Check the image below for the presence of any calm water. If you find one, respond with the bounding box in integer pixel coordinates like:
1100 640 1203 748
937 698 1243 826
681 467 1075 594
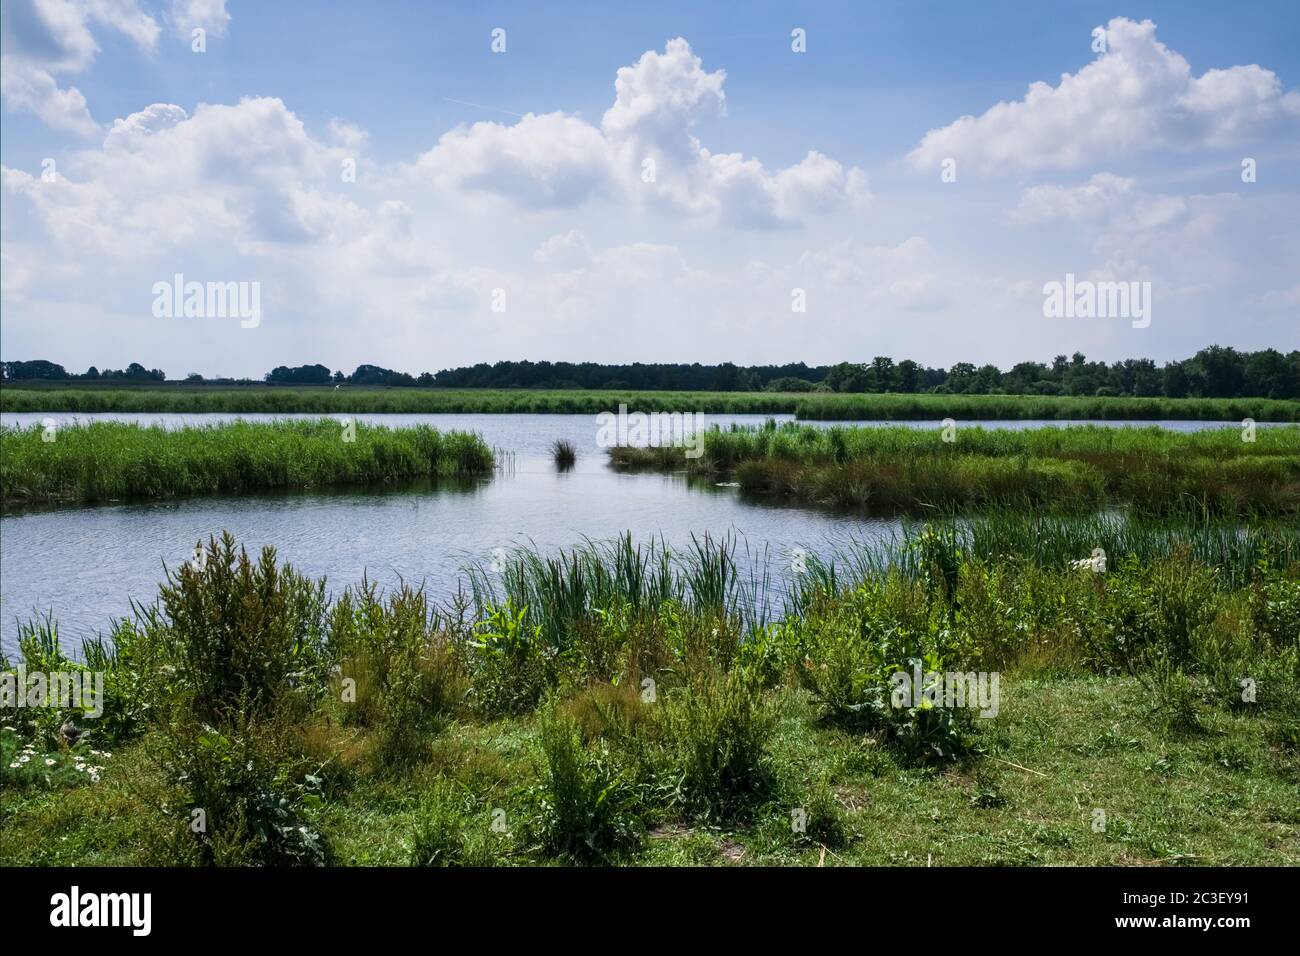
0 412 1274 654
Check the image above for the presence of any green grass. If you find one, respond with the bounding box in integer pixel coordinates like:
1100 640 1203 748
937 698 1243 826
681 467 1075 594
2 523 1297 866
4 382 1296 420
795 392 1300 422
0 419 494 507
4 676 1297 867
611 422 1300 516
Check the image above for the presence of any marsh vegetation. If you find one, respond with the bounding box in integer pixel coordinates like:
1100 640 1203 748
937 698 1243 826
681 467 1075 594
3 517 1297 866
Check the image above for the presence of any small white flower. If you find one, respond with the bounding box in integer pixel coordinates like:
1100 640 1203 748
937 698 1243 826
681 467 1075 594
44 758 56 766
7 761 18 768
18 754 30 763
89 772 100 783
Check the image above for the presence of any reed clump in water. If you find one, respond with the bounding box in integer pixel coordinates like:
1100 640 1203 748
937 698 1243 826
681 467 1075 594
0 419 494 507
610 422 1300 516
550 439 577 470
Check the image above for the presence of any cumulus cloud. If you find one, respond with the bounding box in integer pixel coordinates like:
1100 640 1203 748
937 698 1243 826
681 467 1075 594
533 230 592 270
168 0 229 38
909 17 1300 176
1008 172 1244 302
4 97 365 255
0 0 160 135
416 38 868 227
417 111 614 209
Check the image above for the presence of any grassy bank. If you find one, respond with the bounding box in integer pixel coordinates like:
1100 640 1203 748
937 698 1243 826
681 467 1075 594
4 383 1297 421
2 521 1297 866
0 419 494 508
611 422 1300 517
795 392 1300 422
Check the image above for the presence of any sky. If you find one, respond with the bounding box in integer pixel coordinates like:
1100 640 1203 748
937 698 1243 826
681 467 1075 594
1 0 1298 379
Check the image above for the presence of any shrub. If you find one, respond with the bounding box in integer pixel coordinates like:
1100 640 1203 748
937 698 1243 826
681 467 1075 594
526 707 642 861
154 532 328 724
326 582 468 769
467 602 551 716
163 721 330 866
657 670 776 820
789 590 972 761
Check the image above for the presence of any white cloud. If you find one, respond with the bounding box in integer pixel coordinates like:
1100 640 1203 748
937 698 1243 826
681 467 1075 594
0 0 160 136
533 230 592 270
909 17 1300 176
417 111 614 209
168 0 229 38
1252 281 1300 311
415 38 868 227
4 97 365 256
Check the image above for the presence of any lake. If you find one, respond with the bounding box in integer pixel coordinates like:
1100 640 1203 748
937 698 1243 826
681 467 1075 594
0 412 1273 654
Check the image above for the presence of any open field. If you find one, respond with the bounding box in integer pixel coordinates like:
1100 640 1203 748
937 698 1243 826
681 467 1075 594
611 422 1300 516
0 420 494 508
3 383 1297 421
2 521 1297 866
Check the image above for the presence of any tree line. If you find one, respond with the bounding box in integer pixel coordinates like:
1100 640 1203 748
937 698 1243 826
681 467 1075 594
4 347 1299 399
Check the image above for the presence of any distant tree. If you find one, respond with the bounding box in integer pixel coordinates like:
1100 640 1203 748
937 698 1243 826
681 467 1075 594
896 359 921 393
1243 348 1293 399
1188 346 1245 397
764 376 817 392
867 356 897 391
1162 361 1190 398
1003 361 1046 393
825 362 868 392
946 362 977 393
348 364 417 386
711 362 742 391
974 363 1003 393
2 359 68 380
266 364 331 385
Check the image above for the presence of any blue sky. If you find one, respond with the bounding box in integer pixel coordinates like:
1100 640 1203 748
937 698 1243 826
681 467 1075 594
2 1 1298 377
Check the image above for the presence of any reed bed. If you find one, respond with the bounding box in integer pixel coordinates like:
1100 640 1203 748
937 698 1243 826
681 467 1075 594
611 422 1300 516
0 419 494 507
4 384 1295 420
794 392 1300 422
468 515 1300 631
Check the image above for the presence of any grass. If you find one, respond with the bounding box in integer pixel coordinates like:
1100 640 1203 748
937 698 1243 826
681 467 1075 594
2 520 1297 867
794 392 1300 422
4 382 1297 421
610 421 1300 517
0 419 494 508
550 439 577 470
